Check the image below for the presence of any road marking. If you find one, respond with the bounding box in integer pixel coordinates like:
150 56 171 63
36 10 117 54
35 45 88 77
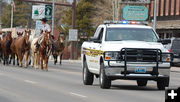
24 80 37 84
49 68 81 76
70 92 87 98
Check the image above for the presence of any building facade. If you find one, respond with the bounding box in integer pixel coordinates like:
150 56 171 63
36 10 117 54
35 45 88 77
112 0 180 39
148 0 180 38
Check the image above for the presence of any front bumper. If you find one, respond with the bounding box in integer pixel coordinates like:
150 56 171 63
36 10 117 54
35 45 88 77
104 61 170 80
104 48 172 80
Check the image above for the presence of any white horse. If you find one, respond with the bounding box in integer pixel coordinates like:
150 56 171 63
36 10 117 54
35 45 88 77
28 31 41 69
30 37 40 69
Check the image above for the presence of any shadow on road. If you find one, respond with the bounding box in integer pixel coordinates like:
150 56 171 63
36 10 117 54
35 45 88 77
110 85 160 91
91 84 161 91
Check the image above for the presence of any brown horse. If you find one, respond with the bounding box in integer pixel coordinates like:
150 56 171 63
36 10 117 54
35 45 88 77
52 35 65 65
39 31 52 71
10 32 24 65
1 31 12 65
14 30 30 67
17 32 23 37
0 37 3 63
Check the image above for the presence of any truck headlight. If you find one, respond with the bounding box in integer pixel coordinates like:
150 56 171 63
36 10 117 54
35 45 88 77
162 54 171 62
104 52 119 60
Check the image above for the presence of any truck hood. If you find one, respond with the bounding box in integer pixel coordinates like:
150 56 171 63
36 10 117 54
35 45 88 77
102 41 168 52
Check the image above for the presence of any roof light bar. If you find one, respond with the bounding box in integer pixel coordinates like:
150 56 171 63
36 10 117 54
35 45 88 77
104 20 148 25
122 20 128 24
131 21 136 24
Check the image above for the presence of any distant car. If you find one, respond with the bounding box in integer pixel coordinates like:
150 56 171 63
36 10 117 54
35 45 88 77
164 38 180 65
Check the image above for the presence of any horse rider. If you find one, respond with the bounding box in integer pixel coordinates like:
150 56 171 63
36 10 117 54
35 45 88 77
35 18 54 49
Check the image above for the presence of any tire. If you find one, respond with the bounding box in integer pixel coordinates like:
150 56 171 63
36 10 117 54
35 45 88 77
157 77 169 90
99 63 111 89
137 80 148 86
83 60 94 85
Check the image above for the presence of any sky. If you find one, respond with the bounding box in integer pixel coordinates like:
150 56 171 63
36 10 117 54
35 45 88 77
67 0 73 3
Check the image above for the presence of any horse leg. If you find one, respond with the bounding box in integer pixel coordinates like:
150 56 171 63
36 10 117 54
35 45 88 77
40 55 43 70
16 55 19 66
0 53 1 63
24 52 29 68
33 53 36 69
3 54 5 65
9 55 12 64
18 53 23 67
41 59 43 70
34 51 39 69
60 53 63 65
28 52 31 66
12 54 15 65
5 55 8 65
37 53 40 68
34 53 38 69
28 51 32 66
53 54 57 65
45 57 48 71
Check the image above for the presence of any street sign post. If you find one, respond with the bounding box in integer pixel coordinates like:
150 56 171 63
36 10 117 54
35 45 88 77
123 6 148 21
69 29 78 41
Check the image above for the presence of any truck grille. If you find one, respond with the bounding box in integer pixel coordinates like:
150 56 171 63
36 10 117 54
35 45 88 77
120 49 161 62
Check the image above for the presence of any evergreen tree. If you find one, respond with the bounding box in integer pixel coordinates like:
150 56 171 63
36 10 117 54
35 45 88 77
1 1 32 28
61 0 95 43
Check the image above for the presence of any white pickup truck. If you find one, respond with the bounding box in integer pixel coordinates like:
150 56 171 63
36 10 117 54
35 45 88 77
81 21 172 90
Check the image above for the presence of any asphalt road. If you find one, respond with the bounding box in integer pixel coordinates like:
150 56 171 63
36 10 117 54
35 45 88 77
0 61 180 102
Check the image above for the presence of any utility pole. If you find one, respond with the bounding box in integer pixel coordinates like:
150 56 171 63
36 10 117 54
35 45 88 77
153 0 157 31
112 0 120 21
71 0 76 59
11 0 14 31
112 0 115 21
52 0 55 35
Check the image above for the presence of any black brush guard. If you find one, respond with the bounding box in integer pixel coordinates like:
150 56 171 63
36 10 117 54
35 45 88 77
105 48 173 78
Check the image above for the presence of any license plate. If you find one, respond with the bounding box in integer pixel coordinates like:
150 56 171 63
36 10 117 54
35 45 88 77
135 67 146 73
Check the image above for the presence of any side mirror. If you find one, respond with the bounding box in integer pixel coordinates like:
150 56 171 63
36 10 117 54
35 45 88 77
90 37 101 43
158 39 171 45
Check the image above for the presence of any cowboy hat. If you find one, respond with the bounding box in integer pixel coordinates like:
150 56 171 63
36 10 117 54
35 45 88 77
41 18 48 22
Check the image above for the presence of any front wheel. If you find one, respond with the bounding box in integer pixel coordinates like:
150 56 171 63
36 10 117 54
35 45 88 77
157 77 169 90
99 63 111 89
137 79 148 86
83 60 94 85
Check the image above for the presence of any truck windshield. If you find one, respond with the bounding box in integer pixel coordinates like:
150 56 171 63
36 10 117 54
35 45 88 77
106 28 158 42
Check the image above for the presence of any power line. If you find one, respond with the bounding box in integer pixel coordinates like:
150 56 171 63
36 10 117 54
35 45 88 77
17 0 72 7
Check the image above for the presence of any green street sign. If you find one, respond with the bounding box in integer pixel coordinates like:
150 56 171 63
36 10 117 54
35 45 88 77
123 6 148 21
45 5 52 20
32 5 52 20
